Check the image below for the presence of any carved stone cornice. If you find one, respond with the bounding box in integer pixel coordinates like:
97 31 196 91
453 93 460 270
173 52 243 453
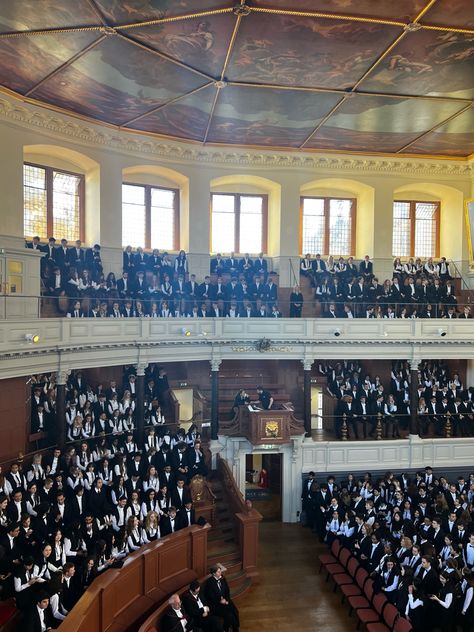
0 95 472 178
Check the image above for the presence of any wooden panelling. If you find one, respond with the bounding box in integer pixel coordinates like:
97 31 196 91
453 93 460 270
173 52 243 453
57 525 209 632
0 376 28 463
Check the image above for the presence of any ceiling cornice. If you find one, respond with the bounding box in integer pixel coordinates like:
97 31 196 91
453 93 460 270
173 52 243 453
0 93 472 178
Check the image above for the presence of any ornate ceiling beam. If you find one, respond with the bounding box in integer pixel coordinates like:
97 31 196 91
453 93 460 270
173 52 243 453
120 82 213 127
24 34 107 97
115 31 215 81
84 0 109 27
202 84 221 144
228 80 473 105
298 96 347 149
115 8 235 32
396 103 474 153
352 30 407 91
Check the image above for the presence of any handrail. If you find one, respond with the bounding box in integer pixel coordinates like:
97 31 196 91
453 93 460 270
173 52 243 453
216 455 262 576
449 258 471 293
289 257 298 287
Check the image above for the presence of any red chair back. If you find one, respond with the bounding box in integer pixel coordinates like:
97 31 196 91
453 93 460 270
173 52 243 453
355 567 369 589
373 593 388 615
363 578 375 602
331 539 342 558
338 548 351 569
383 604 399 629
394 618 413 632
347 557 359 578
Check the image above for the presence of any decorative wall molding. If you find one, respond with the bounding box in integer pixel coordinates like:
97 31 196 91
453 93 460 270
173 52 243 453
0 95 472 177
0 317 474 379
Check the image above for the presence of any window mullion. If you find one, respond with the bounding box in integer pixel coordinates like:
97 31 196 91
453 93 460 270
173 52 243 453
324 198 330 256
410 201 416 257
145 186 151 250
46 167 54 238
235 194 240 254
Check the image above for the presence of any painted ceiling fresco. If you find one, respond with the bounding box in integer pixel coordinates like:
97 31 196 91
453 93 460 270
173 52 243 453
0 0 472 157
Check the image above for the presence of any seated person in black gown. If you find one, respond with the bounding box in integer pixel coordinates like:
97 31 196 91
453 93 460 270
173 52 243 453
204 565 239 632
231 390 250 417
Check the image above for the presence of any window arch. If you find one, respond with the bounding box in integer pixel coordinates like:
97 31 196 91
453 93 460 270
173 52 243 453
23 145 98 242
122 165 188 251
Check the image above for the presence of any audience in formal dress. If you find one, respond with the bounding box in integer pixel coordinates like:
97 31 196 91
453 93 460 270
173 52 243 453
309 466 474 631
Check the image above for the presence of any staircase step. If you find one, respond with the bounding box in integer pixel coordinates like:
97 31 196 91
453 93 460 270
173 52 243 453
207 546 240 564
230 577 253 600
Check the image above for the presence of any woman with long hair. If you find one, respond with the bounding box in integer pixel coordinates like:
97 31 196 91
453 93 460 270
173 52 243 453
142 511 161 543
126 515 143 551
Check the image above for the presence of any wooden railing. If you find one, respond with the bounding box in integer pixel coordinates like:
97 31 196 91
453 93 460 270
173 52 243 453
217 455 262 577
57 524 210 632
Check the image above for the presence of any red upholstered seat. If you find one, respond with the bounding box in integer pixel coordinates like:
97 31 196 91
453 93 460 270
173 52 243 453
318 539 342 572
356 593 388 628
394 617 413 632
367 603 399 632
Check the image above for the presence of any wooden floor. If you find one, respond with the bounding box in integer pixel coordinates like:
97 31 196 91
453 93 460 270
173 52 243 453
237 523 356 631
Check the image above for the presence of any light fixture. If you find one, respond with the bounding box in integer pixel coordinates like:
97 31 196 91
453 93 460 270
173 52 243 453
181 327 191 337
438 328 447 337
25 333 40 344
333 328 341 337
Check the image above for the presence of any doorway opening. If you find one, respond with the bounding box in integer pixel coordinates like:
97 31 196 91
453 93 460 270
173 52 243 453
245 453 282 521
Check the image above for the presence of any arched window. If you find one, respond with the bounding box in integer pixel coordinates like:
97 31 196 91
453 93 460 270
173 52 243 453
300 196 356 256
122 183 179 250
210 193 268 253
23 163 84 241
392 200 440 258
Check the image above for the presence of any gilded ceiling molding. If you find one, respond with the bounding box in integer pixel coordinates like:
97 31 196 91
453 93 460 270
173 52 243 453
0 95 472 178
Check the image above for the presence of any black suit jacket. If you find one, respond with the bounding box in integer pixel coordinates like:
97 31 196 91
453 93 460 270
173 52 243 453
161 604 192 632
24 605 55 632
204 575 232 608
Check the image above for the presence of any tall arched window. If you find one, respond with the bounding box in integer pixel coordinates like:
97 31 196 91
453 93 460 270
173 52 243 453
122 183 179 250
300 196 356 255
392 200 440 258
210 193 268 253
23 163 84 241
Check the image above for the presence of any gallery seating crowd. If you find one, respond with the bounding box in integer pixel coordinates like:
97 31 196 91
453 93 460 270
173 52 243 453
320 359 474 440
27 237 467 319
28 237 283 318
301 252 469 319
303 467 474 631
0 367 208 628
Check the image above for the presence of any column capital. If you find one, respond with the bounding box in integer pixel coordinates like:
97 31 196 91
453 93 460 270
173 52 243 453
56 369 70 385
210 359 221 372
136 363 147 377
407 358 421 372
301 358 313 372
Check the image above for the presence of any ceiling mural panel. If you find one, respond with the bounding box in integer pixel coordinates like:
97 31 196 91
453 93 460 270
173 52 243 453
305 95 468 152
0 0 100 32
252 0 426 22
0 32 100 94
360 30 474 99
0 1 472 156
226 15 401 89
32 36 208 125
127 13 236 78
128 84 216 141
206 86 342 147
403 107 474 156
92 0 232 25
420 0 474 29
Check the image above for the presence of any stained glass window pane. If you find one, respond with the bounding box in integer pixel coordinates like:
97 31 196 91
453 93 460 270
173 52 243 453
392 201 411 257
122 184 146 248
329 199 352 255
415 202 438 258
24 165 47 238
52 171 82 241
302 198 325 255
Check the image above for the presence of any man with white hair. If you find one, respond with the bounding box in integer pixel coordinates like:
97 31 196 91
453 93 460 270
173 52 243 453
161 593 195 631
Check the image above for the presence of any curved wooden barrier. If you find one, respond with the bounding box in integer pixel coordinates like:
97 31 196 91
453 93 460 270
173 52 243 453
57 524 210 632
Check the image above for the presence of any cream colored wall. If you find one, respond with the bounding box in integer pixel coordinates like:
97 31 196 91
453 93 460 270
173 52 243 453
0 115 472 286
